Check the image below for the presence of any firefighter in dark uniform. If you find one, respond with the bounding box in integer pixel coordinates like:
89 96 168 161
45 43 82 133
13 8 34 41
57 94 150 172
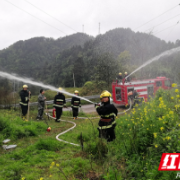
53 87 66 122
19 84 31 119
124 72 130 82
117 72 123 83
95 91 118 142
133 90 139 105
71 90 81 119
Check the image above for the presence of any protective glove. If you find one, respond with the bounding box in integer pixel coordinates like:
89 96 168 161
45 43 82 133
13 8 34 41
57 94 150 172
94 103 100 108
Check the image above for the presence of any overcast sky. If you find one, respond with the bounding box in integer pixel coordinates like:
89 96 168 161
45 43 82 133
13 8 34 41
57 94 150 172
0 0 180 50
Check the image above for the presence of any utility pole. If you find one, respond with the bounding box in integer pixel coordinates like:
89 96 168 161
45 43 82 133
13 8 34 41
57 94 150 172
12 80 15 98
99 22 100 34
82 24 84 33
73 73 75 87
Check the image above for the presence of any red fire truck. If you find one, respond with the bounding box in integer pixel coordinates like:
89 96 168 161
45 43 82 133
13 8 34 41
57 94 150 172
112 77 172 106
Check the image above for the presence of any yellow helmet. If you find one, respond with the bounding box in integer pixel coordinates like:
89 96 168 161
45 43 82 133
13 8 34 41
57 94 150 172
23 85 28 88
100 90 108 98
74 90 79 94
100 91 112 98
58 87 63 91
125 72 128 75
119 72 122 75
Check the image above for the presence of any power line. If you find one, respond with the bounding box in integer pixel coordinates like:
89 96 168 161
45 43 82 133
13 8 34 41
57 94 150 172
24 0 78 33
153 20 179 35
144 13 180 33
165 24 178 40
4 0 66 35
135 4 180 30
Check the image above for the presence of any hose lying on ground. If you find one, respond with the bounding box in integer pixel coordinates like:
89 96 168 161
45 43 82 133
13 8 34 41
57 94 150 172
46 113 80 146
45 100 132 146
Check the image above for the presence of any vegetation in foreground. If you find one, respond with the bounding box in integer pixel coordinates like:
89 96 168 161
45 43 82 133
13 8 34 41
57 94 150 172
1 87 180 179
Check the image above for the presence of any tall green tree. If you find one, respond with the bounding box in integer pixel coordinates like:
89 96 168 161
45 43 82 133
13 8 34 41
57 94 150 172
93 53 118 90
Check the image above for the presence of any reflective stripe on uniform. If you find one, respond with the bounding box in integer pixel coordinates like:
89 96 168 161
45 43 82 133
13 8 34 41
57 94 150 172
72 106 79 108
19 102 28 106
98 119 116 130
56 99 64 101
98 124 112 129
101 113 116 118
54 104 63 108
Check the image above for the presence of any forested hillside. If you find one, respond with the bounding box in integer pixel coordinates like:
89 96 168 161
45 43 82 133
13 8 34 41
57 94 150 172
0 28 180 88
0 33 93 79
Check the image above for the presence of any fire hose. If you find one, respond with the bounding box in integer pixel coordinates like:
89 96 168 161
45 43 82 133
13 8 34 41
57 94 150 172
45 99 132 147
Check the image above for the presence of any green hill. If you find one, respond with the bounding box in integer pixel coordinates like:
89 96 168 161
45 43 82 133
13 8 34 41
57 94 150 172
0 28 179 88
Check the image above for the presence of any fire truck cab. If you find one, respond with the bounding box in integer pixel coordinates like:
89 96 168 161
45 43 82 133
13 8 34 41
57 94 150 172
112 77 171 106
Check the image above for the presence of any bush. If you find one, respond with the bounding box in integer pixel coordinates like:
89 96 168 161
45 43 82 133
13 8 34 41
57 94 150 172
35 138 64 151
84 139 108 159
81 81 102 96
0 112 47 140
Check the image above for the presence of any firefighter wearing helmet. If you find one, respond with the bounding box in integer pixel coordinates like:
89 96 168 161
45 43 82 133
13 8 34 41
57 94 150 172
19 84 31 119
71 90 81 119
117 72 123 83
53 87 66 122
100 90 113 104
95 91 118 142
124 72 130 82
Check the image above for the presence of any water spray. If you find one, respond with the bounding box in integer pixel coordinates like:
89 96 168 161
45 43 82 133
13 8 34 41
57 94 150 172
126 46 180 79
0 71 94 104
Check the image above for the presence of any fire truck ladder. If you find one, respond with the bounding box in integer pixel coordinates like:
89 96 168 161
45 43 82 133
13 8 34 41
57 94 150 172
121 86 127 104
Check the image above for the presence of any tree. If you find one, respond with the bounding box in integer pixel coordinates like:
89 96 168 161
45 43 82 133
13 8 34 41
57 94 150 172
73 56 85 87
117 50 131 71
93 53 118 90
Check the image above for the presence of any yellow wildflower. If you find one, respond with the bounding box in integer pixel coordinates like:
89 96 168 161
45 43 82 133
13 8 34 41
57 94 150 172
51 162 55 166
171 97 174 100
49 175 52 177
169 111 174 115
160 127 164 131
153 133 157 138
40 178 43 180
166 136 171 140
175 89 179 93
155 144 158 148
177 95 180 98
172 83 177 87
56 164 59 167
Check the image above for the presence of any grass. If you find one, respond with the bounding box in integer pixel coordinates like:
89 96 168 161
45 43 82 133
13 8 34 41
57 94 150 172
0 108 101 180
1 86 180 179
